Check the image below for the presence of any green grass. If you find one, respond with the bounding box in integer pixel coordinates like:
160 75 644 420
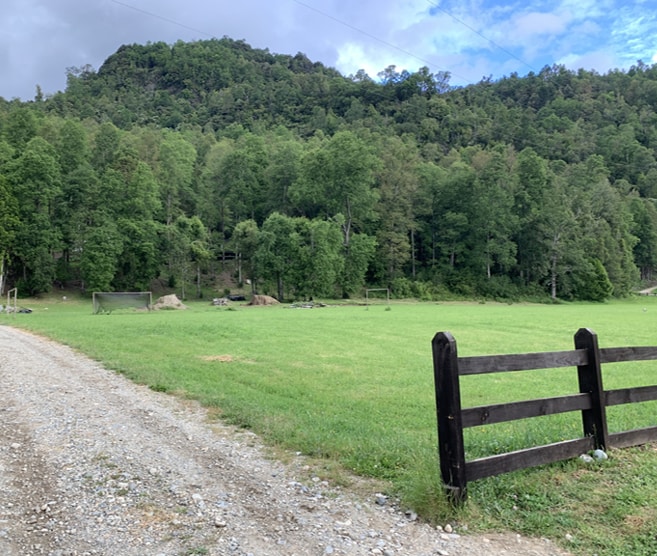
4 295 657 554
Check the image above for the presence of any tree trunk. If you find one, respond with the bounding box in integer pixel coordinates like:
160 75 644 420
486 234 492 279
343 196 353 249
0 254 5 296
551 254 558 300
277 274 284 302
550 232 561 301
410 230 416 279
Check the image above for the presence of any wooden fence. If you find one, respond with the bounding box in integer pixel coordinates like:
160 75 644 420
432 328 657 504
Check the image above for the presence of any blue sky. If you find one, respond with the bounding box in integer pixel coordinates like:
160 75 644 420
1 0 656 100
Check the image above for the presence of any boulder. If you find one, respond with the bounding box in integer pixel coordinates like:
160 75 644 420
247 295 279 306
153 294 187 310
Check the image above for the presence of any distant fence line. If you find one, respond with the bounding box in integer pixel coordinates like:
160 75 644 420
432 328 657 504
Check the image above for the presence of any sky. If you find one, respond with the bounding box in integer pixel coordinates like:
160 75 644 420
2 0 657 101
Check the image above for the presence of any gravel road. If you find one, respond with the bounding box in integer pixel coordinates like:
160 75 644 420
0 325 571 556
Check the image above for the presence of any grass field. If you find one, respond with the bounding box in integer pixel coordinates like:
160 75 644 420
3 294 657 554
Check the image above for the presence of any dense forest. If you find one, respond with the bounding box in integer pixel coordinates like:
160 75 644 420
2 37 657 302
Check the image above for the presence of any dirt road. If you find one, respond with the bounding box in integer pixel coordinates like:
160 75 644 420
0 325 570 555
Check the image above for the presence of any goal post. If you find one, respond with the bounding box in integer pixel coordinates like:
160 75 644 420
365 288 390 307
92 292 152 314
5 287 17 315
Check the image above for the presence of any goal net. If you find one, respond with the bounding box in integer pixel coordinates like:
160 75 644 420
92 292 152 314
3 287 17 315
365 288 390 306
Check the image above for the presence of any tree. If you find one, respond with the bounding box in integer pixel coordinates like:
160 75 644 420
414 161 448 273
220 133 269 224
629 197 657 280
541 181 578 300
565 156 639 297
571 258 613 302
513 148 551 286
199 138 236 241
256 212 298 301
339 230 376 297
4 106 38 151
467 146 518 280
292 130 378 249
293 218 344 298
0 176 19 294
158 130 197 226
264 136 302 215
113 219 160 291
169 215 209 299
232 219 259 291
79 219 124 292
374 136 420 284
58 119 90 175
91 122 121 172
7 137 62 294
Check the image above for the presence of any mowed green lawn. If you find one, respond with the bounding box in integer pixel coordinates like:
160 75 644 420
4 295 657 555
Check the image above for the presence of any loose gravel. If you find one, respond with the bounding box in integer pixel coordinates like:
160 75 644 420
0 325 571 556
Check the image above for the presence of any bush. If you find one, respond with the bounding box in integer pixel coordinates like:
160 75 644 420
391 277 414 298
572 259 613 302
475 275 522 301
391 278 448 301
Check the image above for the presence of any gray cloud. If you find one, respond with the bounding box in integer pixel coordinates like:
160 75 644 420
1 0 351 100
0 0 654 100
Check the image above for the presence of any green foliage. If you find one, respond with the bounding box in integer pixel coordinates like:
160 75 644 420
80 219 124 292
4 39 657 300
340 232 377 296
571 258 613 301
255 212 297 300
168 215 209 299
292 130 379 246
232 218 259 288
5 106 38 151
6 137 62 294
0 175 19 259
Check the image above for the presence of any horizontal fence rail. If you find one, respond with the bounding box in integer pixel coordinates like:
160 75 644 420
432 328 657 504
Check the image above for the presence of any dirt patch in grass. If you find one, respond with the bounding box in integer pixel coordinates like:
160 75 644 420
621 505 657 533
200 354 234 362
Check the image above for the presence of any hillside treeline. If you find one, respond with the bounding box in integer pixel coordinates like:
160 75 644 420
2 37 657 301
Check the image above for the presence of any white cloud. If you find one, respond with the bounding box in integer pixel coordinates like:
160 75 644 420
559 50 618 73
510 12 569 40
335 43 379 78
556 0 611 21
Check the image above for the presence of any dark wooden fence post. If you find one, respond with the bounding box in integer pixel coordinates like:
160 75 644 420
574 328 608 450
432 331 467 503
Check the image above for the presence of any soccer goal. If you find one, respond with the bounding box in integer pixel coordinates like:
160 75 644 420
365 288 390 307
92 292 152 314
4 288 17 315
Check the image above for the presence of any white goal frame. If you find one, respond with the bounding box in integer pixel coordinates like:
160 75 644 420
5 287 17 315
365 288 390 307
92 292 153 314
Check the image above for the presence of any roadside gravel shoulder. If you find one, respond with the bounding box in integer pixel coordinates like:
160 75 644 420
0 325 571 556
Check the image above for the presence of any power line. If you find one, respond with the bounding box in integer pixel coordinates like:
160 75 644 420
109 0 215 38
424 0 536 74
290 0 474 83
110 0 475 84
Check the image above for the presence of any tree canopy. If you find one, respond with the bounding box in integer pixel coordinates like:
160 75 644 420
2 37 657 301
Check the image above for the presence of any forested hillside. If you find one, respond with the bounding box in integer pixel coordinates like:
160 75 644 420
2 37 657 301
